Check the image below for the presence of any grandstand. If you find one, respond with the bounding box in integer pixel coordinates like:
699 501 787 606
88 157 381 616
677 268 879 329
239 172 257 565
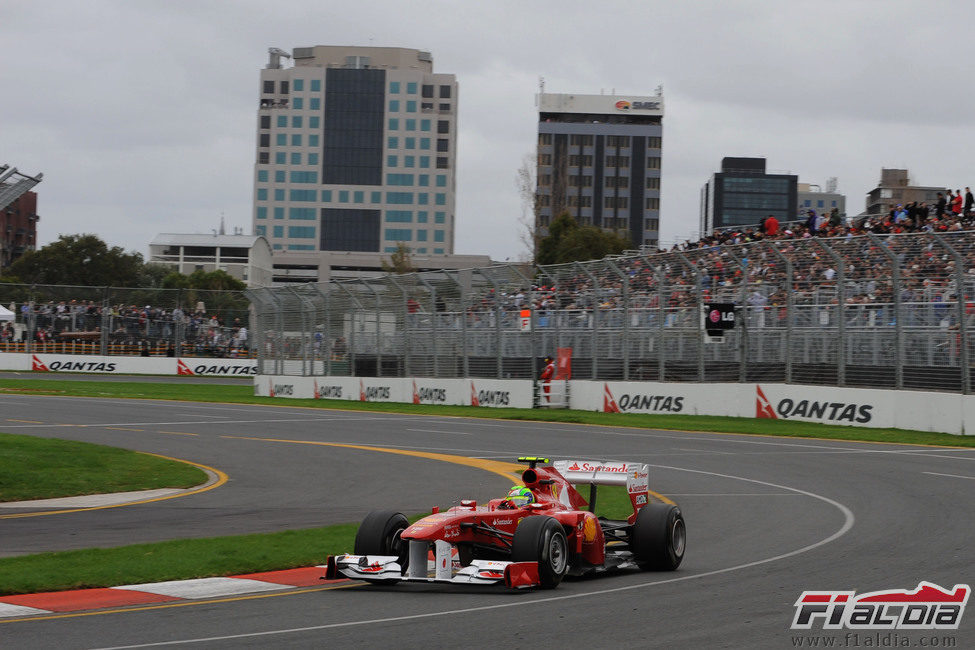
248 230 975 394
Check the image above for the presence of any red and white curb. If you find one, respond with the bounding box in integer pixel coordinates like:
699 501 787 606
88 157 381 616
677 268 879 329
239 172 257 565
0 566 339 618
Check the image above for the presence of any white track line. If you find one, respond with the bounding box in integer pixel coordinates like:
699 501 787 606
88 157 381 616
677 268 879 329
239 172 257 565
92 464 855 649
923 471 975 480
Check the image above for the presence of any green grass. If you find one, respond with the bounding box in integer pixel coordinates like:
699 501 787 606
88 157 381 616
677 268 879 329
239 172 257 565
2 377 973 448
0 487 631 596
0 432 206 502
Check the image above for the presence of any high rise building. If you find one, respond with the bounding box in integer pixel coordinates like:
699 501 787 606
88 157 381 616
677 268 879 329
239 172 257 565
254 46 458 256
536 90 663 249
700 157 797 236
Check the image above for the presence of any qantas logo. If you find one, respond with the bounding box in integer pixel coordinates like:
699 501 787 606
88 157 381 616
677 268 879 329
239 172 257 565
603 384 683 413
177 360 194 376
792 582 969 630
32 355 49 371
756 385 872 423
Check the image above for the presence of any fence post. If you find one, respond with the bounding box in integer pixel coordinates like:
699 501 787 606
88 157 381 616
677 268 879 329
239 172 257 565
675 252 704 382
764 242 794 384
813 239 846 386
604 259 630 380
866 233 903 389
934 234 971 394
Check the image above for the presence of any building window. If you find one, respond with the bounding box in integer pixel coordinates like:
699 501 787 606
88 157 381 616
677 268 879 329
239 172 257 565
568 155 593 167
407 82 417 94
422 84 434 98
568 175 592 187
421 119 431 131
385 228 412 241
606 155 630 167
388 136 399 149
371 191 382 203
389 100 400 112
420 156 430 168
275 152 286 164
292 116 303 128
437 120 449 134
434 193 446 205
405 137 416 149
308 153 319 165
321 190 332 201
420 137 430 149
288 226 316 238
289 171 317 183
310 97 320 111
537 194 551 207
387 173 414 186
389 118 399 130
257 169 268 182
274 189 285 201
290 207 316 220
539 133 553 146
567 195 592 207
645 197 660 210
406 100 417 112
436 139 449 152
390 81 401 94
291 134 302 146
604 196 629 209
256 225 266 235
310 79 321 92
405 119 416 130
274 207 284 219
308 134 319 147
280 81 289 94
274 170 285 182
538 174 551 186
292 97 303 109
386 210 413 222
570 134 594 146
260 115 270 129
339 190 349 202
256 207 267 219
288 244 315 250
439 85 451 98
647 157 661 169
439 103 451 112
647 136 661 148
276 133 286 146
417 229 428 242
258 151 269 164
418 174 429 186
309 116 320 128
417 193 428 205
259 133 270 147
646 177 660 190
354 191 364 203
436 157 448 169
605 176 629 189
263 80 274 94
436 175 447 187
289 189 316 201
435 212 446 223
273 226 283 237
417 211 428 223
645 218 659 230
293 79 304 92
606 135 630 147
291 152 301 165
403 155 415 167
434 229 445 242
387 192 414 204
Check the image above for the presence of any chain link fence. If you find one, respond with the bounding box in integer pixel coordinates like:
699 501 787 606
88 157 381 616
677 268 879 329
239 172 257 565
248 231 975 394
0 285 252 358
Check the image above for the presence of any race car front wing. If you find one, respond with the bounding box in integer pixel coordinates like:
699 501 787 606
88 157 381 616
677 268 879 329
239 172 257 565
325 540 541 589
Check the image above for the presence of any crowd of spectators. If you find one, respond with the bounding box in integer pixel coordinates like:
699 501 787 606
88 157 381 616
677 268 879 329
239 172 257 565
0 301 250 357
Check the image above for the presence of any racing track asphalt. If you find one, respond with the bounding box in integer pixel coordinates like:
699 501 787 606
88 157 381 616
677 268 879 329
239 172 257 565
2 392 974 649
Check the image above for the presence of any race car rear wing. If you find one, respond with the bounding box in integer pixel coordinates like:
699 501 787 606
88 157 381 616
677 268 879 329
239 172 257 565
552 460 650 519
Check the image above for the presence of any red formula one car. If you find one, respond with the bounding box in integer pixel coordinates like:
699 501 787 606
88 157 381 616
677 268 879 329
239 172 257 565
325 457 685 589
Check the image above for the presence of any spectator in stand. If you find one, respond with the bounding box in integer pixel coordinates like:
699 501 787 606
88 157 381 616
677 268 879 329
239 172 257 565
936 192 947 218
805 210 819 235
965 187 974 218
764 214 779 236
952 189 964 216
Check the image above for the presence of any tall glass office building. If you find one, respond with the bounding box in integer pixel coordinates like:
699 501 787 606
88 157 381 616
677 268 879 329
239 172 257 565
254 46 457 255
536 90 663 249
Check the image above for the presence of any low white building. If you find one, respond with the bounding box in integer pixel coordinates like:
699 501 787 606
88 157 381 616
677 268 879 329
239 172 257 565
148 234 274 287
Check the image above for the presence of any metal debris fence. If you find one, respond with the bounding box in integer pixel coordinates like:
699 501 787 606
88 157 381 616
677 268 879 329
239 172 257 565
0 285 252 358
247 231 975 395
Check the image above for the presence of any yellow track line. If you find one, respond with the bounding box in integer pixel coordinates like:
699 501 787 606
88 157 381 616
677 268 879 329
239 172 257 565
0 454 227 519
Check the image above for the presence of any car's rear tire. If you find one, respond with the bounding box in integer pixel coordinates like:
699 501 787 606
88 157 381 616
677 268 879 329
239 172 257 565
631 503 685 571
511 516 568 589
354 510 408 583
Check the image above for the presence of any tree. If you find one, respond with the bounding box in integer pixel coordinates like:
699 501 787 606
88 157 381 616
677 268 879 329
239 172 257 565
515 153 542 262
536 212 631 266
7 234 146 287
381 242 416 274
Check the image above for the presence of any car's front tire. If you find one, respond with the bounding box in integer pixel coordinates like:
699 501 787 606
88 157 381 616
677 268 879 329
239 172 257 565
354 510 408 583
511 516 568 588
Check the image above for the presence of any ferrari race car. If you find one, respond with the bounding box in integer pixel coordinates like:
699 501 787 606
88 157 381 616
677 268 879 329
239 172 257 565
325 456 685 589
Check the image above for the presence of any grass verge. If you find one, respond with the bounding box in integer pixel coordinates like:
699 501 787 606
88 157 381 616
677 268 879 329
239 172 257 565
0 432 206 502
0 487 632 596
1 377 973 447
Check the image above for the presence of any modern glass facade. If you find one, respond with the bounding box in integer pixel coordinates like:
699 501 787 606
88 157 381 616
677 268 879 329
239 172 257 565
254 46 457 253
700 158 798 235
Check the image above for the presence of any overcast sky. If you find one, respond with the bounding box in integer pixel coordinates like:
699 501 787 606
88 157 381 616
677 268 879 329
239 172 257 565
3 0 973 263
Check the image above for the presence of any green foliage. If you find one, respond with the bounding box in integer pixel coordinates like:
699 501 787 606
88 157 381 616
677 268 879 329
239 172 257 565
536 212 631 265
381 242 416 274
7 234 146 287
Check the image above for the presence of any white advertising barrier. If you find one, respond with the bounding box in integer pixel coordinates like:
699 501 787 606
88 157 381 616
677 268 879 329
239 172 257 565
570 380 975 435
0 352 257 377
254 375 534 409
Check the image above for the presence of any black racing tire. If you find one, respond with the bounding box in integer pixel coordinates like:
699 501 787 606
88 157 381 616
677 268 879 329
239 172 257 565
511 516 569 589
631 503 685 571
353 510 409 583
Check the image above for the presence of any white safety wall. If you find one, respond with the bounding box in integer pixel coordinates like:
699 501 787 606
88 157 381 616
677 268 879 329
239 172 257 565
0 353 257 377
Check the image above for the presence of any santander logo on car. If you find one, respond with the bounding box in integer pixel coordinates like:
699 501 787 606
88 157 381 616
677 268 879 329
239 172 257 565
567 461 628 473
